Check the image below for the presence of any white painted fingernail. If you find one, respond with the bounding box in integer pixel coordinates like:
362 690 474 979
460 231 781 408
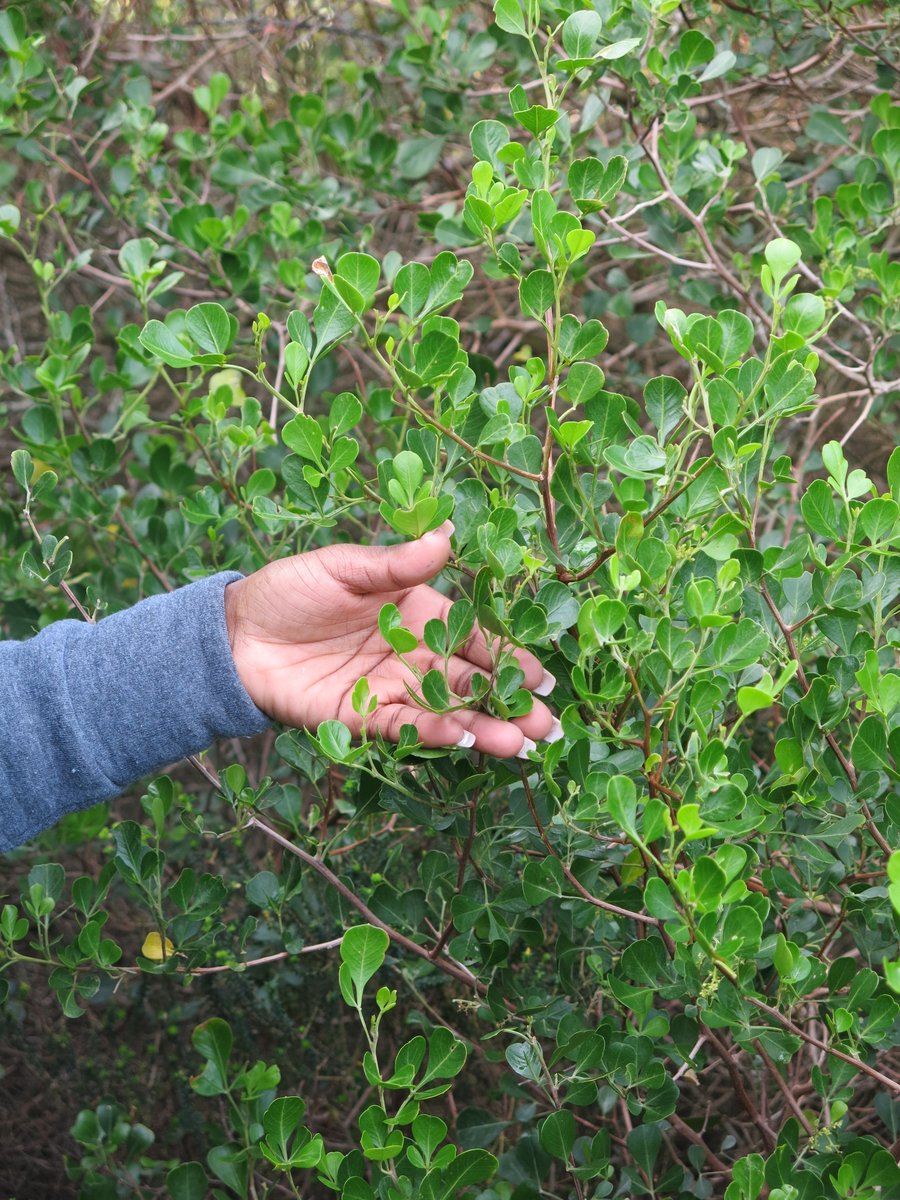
516 737 537 759
534 670 556 696
455 730 476 749
543 718 563 744
426 520 455 539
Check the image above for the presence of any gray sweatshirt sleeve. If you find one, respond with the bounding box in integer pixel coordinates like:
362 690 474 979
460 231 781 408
0 571 271 852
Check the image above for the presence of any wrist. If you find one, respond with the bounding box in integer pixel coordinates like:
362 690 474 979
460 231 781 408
224 578 243 653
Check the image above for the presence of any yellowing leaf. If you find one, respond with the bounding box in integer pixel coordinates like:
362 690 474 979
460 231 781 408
141 931 174 961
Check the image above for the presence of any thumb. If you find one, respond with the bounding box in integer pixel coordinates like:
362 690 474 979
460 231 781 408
324 521 455 595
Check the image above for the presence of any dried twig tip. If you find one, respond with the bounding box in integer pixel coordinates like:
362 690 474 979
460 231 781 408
311 255 333 283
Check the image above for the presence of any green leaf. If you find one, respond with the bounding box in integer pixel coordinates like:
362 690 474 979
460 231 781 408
415 331 459 382
690 857 726 912
329 392 363 436
470 120 511 167
283 341 309 388
395 261 431 318
420 1150 497 1200
579 596 626 642
427 252 474 313
737 684 774 716
567 361 605 406
396 136 445 180
554 419 592 449
0 203 21 236
562 11 601 59
379 602 419 654
329 437 359 473
314 286 356 352
677 29 714 71
730 1153 766 1200
698 49 736 82
596 36 641 60
282 413 324 465
784 292 826 336
817 609 858 653
11 448 32 490
540 1109 576 1159
644 375 685 443
393 449 425 498
522 858 564 904
340 924 389 1007
822 439 847 488
315 720 354 763
644 877 680 920
716 310 754 364
336 252 380 307
263 1096 306 1162
624 435 666 473
421 1027 467 1083
422 669 450 709
509 86 559 135
859 497 899 544
801 478 841 539
447 599 475 652
0 6 24 54
568 156 628 213
752 147 783 181
889 446 900 505
519 269 555 321
505 1041 543 1081
711 620 768 671
627 1124 661 1178
852 716 890 773
607 774 638 838
764 237 802 287
207 1145 248 1198
287 310 313 352
193 71 229 115
192 1018 232 1095
493 0 526 35
139 320 194 369
186 302 233 354
166 1161 207 1200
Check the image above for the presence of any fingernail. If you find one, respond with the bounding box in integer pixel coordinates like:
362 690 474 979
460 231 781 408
516 737 537 759
534 670 556 697
543 718 564 744
455 730 476 749
426 519 455 539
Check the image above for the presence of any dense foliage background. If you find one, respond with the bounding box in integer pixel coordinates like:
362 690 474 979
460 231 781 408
1 1 900 1197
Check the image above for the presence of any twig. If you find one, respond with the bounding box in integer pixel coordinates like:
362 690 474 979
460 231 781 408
246 814 485 992
519 769 660 926
190 941 342 974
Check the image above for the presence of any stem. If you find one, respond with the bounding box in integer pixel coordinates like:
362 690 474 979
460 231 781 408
246 815 485 992
519 768 660 926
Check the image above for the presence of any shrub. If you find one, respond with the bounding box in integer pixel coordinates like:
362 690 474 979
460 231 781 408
2 2 900 1198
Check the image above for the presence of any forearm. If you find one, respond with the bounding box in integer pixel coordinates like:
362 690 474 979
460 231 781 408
0 572 270 852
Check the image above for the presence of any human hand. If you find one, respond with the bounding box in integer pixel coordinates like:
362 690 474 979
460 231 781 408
223 523 559 757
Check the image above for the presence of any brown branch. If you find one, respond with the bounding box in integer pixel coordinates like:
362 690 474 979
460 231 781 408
519 769 660 926
754 1039 816 1136
246 814 485 992
701 1027 778 1153
191 941 342 975
756 574 891 857
431 786 481 959
666 1111 730 1174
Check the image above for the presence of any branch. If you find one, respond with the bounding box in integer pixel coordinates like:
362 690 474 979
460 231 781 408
246 814 485 993
519 769 660 926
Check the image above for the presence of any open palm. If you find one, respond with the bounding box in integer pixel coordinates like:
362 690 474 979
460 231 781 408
224 524 557 757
